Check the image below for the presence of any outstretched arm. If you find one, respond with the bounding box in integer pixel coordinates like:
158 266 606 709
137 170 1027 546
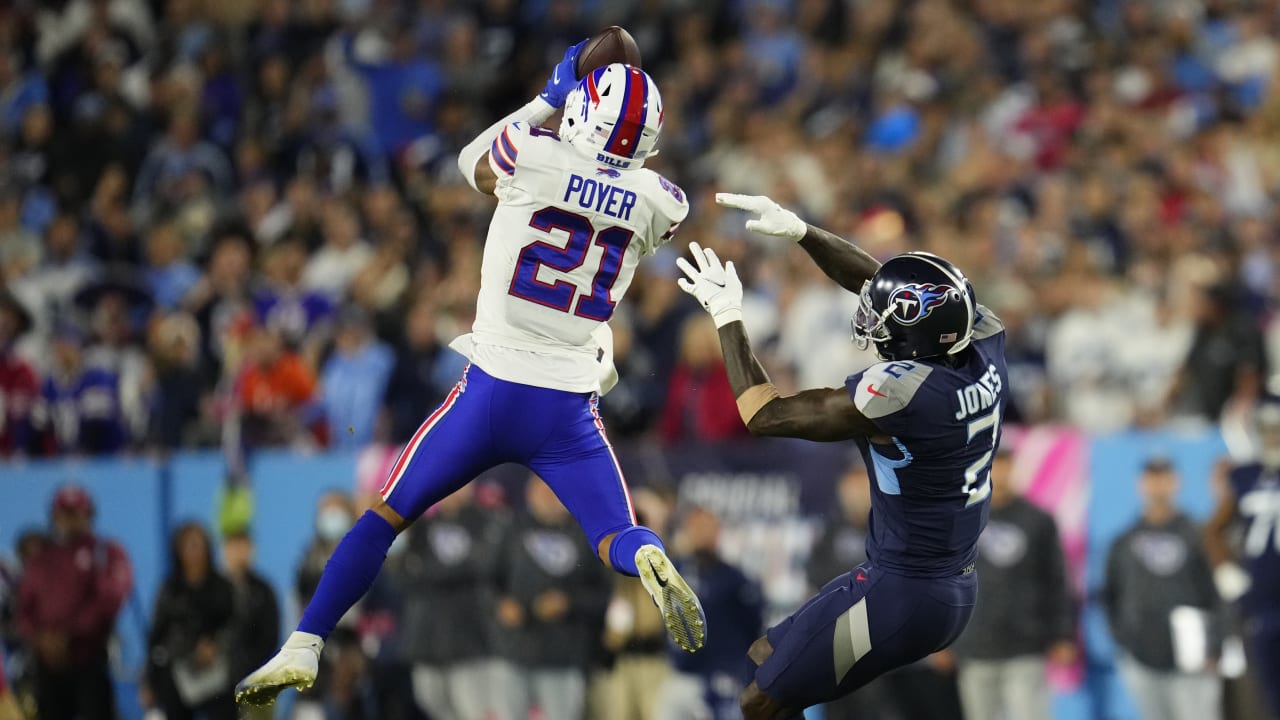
716 193 881 293
797 224 881 293
457 40 585 194
677 243 880 442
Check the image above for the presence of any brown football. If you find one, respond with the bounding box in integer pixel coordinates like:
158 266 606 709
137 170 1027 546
575 26 642 79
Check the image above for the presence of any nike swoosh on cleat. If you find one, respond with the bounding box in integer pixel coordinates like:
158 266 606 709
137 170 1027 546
649 560 668 587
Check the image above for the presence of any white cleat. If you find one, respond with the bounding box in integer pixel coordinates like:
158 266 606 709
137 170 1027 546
636 544 707 653
235 632 324 707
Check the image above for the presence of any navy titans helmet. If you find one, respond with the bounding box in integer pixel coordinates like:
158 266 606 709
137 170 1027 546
853 251 977 361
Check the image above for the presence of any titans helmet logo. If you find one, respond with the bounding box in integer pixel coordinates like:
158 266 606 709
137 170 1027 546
888 283 958 325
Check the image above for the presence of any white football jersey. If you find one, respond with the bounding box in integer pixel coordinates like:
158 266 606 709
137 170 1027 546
450 121 688 393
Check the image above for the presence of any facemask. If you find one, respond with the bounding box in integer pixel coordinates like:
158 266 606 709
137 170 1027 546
316 509 353 542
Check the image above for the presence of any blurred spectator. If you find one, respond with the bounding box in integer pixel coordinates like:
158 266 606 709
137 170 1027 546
13 214 95 335
33 322 129 455
288 87 388 195
145 522 235 720
302 202 373 300
1168 285 1265 424
0 187 39 277
145 312 204 449
1103 458 1223 720
301 630 379 720
600 574 670 720
294 491 361 714
17 485 132 720
0 291 38 456
341 25 443 157
382 298 458 445
131 108 232 224
401 484 504 720
492 476 612 720
0 51 47 139
253 234 335 365
143 221 201 310
183 230 256 384
599 493 675 720
2 530 47 718
659 317 748 444
220 531 279 693
0 647 16 720
320 307 393 449
952 451 1077 720
81 283 151 439
659 506 763 720
297 491 358 611
236 325 320 448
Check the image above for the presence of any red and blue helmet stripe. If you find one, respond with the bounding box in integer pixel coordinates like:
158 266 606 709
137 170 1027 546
596 66 649 160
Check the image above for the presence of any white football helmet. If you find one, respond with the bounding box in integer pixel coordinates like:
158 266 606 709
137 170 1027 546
560 64 663 170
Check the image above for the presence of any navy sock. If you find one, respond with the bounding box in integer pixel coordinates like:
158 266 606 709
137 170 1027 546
297 510 397 639
607 525 664 577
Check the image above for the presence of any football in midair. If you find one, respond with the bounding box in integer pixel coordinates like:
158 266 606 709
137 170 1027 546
575 26 642 79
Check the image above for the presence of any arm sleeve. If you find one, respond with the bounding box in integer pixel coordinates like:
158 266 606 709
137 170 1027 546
456 97 556 191
488 123 524 178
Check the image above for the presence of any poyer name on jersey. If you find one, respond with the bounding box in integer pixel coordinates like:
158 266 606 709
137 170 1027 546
564 173 638 221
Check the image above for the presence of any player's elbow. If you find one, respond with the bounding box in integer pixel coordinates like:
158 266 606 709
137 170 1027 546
744 409 789 438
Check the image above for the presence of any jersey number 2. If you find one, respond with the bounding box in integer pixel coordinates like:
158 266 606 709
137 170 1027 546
962 407 1001 506
509 207 633 321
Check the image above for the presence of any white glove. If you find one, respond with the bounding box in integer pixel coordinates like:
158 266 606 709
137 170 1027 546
715 193 806 241
676 242 743 328
1214 562 1252 602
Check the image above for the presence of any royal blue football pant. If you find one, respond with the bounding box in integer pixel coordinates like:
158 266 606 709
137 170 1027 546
378 364 636 548
755 561 977 711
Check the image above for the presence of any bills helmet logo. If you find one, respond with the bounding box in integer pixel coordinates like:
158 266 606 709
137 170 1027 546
596 167 621 178
888 283 958 326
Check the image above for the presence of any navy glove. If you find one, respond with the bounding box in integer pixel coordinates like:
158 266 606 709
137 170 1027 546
539 39 587 109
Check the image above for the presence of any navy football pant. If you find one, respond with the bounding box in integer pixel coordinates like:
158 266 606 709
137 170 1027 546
755 562 977 710
379 364 636 547
1247 612 1280 719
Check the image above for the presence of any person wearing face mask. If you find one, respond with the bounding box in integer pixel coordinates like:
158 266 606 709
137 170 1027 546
17 485 132 720
294 491 361 712
299 492 359 613
1206 396 1280 720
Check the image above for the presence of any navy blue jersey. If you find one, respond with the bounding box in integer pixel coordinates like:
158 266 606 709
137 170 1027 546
844 306 1008 577
1228 463 1280 616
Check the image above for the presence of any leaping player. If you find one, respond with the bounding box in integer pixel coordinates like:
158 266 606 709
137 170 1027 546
236 41 704 707
678 194 1008 719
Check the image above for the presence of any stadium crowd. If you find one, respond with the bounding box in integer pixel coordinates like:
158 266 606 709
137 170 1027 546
2 0 1280 719
0 0 1278 459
